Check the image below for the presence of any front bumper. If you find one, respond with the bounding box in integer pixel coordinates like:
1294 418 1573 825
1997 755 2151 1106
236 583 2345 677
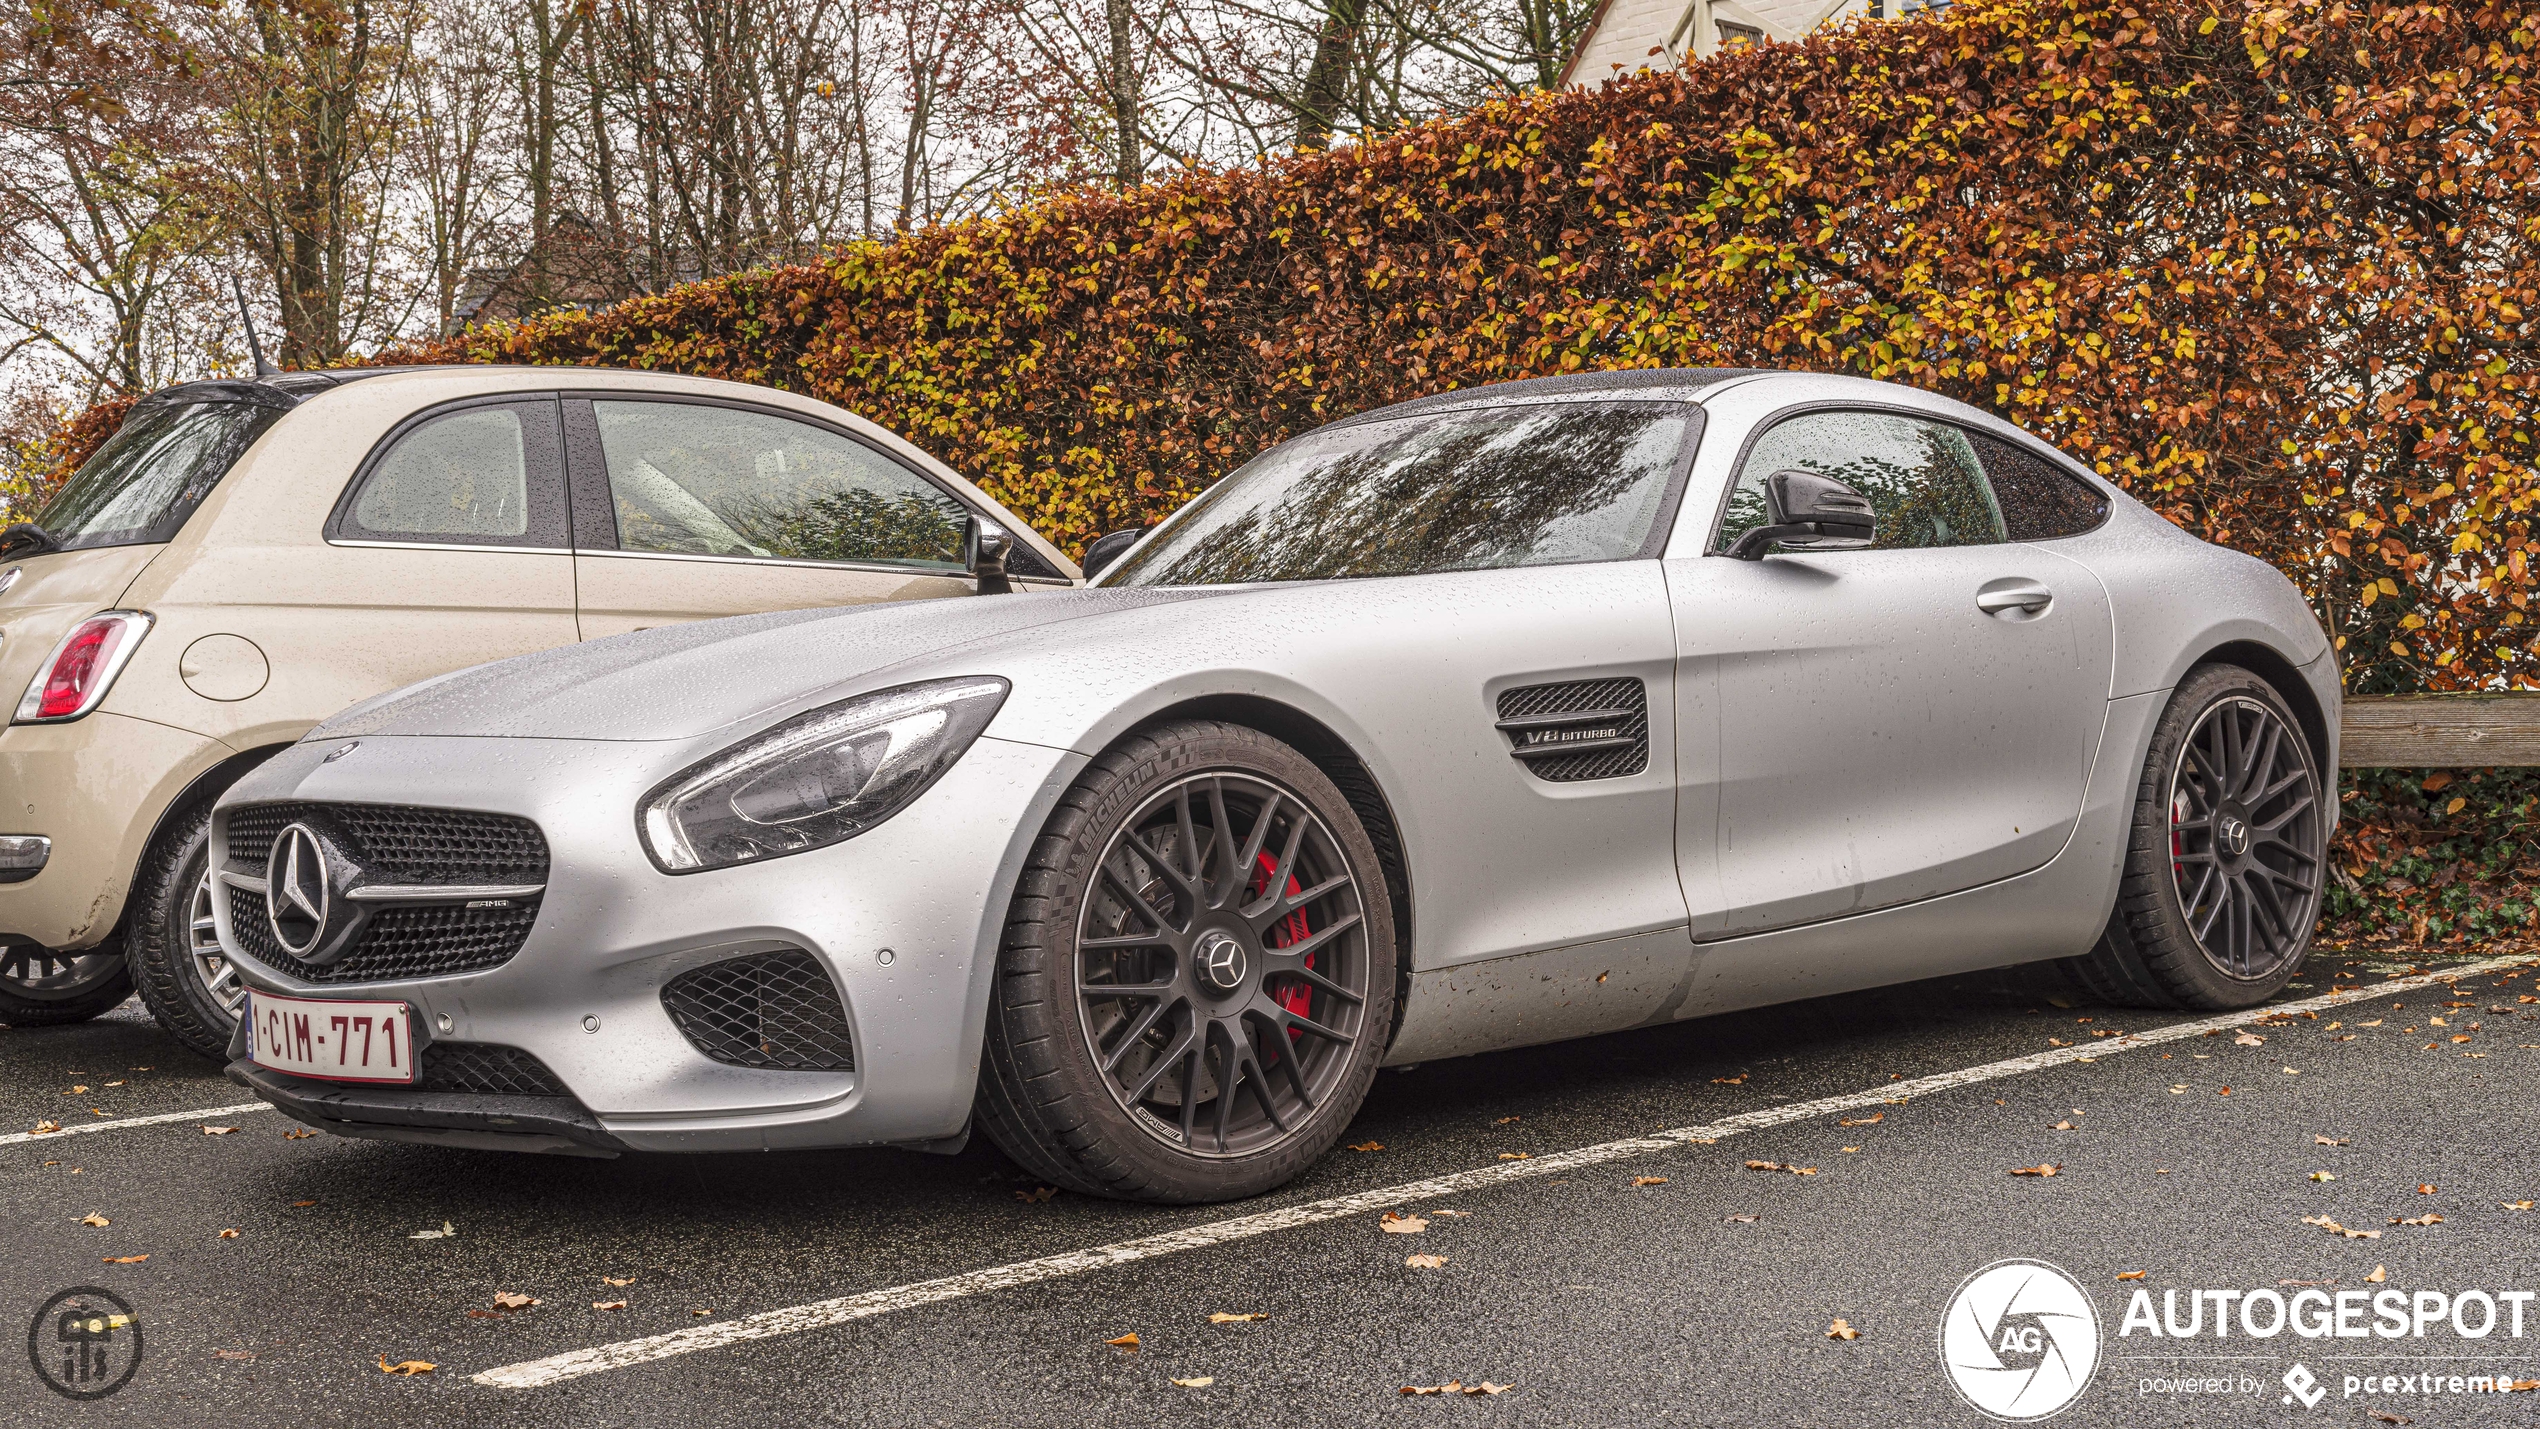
227 1056 629 1156
214 729 1085 1153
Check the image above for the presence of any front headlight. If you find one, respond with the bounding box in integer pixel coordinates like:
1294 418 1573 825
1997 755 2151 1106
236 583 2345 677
638 676 1010 873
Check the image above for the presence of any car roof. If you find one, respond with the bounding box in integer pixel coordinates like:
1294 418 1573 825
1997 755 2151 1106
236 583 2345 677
1329 367 1767 428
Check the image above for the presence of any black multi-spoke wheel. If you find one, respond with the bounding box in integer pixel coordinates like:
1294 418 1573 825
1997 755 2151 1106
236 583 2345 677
127 805 245 1058
2064 665 2326 1010
977 720 1397 1203
0 941 131 1027
2165 696 2323 980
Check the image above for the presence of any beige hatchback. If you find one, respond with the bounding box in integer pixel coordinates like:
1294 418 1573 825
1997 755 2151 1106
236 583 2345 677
0 366 1078 1056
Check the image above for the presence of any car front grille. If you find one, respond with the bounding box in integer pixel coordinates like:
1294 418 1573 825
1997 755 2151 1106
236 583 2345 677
225 887 541 984
417 1041 568 1097
661 949 855 1072
223 801 547 885
1495 677 1650 782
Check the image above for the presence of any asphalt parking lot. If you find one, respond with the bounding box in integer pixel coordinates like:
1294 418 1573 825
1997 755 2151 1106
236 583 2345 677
6 944 2540 1427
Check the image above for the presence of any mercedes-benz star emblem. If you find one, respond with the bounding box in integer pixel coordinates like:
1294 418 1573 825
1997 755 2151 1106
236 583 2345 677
266 823 333 959
2217 814 2249 857
1195 931 1248 992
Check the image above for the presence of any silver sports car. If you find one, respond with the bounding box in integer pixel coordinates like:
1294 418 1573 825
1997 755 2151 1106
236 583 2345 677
213 369 2337 1202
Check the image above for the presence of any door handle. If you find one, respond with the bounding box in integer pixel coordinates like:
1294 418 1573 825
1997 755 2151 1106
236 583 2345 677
1976 582 2054 618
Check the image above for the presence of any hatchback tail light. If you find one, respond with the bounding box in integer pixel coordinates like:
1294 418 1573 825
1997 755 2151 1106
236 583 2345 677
13 611 153 723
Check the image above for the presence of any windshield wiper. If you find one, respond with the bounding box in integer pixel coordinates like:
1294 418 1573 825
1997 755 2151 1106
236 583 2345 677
0 522 61 559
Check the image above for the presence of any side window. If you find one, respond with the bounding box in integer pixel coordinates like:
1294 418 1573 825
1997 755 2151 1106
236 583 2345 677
338 400 567 548
1969 432 2111 540
1714 409 2005 553
588 401 968 570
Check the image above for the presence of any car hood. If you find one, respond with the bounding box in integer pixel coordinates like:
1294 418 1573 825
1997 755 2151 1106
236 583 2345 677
316 588 1212 742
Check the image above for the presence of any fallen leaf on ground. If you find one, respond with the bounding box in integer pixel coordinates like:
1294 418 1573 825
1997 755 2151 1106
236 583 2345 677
409 1221 456 1240
79 1213 108 1227
1838 1112 1883 1127
592 1300 628 1311
202 1125 238 1136
2390 1214 2443 1227
213 1348 254 1361
1401 1381 1511 1396
492 1292 538 1310
69 1084 87 1094
692 1308 713 1316
1631 1176 1667 1187
2218 1087 2232 1096
30 1121 59 1135
1348 1141 1383 1152
2010 1165 2060 1177
2234 1033 2265 1046
1825 1318 1860 1340
2117 1271 2146 1281
1014 1186 1057 1203
1208 1312 1266 1323
1497 1152 1530 1161
2367 1265 2388 1283
600 1276 634 1286
102 1254 147 1264
2302 1215 2381 1240
2360 1020 2383 1027
1429 1210 1472 1218
2369 1412 2412 1425
378 1357 436 1375
1841 1146 1860 1154
1710 1075 1747 1084
2315 1135 2349 1146
283 1129 315 1140
1380 1213 1428 1234
1404 1254 1448 1269
1105 1333 1139 1351
1495 1116 1520 1124
2052 1120 2076 1131
2310 1171 2337 1182
2418 1184 2438 1194
1171 1377 1214 1387
1723 1214 1758 1224
1744 1160 1816 1175
2502 1201 2535 1211
288 1199 315 1208
219 1229 239 1239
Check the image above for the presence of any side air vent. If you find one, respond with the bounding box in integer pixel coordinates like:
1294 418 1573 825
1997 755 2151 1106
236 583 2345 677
662 949 855 1072
1495 677 1650 783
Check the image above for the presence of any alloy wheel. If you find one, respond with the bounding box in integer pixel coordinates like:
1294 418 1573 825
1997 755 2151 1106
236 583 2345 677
0 945 125 1001
187 868 245 1016
2167 696 2322 981
1075 771 1372 1158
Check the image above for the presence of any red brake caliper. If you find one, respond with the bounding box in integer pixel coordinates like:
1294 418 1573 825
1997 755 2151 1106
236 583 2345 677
1250 852 1313 1042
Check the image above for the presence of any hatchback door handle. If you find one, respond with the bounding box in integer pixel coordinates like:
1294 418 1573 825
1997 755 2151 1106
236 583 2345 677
1976 582 2053 618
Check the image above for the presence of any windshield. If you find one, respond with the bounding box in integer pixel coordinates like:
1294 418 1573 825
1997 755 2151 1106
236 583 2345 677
35 400 286 551
1099 401 1696 586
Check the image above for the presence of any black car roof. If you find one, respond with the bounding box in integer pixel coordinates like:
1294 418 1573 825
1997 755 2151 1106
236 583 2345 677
1329 367 1765 428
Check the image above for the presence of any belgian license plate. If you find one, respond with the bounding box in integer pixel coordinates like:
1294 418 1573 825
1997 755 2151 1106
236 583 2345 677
247 992 415 1084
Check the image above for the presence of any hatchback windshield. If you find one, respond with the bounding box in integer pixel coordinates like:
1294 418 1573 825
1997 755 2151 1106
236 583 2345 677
34 399 286 552
1098 401 1695 586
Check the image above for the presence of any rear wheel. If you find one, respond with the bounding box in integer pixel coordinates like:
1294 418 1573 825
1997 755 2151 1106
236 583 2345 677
126 806 244 1059
976 721 1396 1203
2064 664 2325 1009
0 940 132 1027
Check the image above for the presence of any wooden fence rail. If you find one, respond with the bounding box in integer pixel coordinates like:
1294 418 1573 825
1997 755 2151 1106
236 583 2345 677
2340 694 2540 767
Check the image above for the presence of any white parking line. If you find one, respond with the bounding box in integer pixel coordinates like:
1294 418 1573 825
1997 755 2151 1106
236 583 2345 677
0 1101 274 1147
473 953 2537 1390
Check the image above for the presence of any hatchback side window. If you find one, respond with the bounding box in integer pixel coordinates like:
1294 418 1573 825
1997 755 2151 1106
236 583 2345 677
587 401 969 570
336 400 569 548
1968 431 2111 540
1714 409 2005 553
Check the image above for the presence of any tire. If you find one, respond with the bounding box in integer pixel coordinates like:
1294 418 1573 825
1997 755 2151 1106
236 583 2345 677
125 805 244 1059
2063 664 2326 1010
976 720 1398 1204
0 937 133 1027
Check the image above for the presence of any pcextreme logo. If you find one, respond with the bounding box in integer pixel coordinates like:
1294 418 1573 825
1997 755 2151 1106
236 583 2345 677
1939 1259 2104 1421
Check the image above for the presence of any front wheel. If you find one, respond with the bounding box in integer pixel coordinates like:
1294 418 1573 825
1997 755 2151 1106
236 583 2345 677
2065 664 2326 1010
976 721 1398 1203
125 806 245 1059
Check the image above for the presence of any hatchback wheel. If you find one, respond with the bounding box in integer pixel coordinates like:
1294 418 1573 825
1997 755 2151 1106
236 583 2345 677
2065 664 2326 1009
0 941 132 1027
977 720 1397 1203
126 806 243 1059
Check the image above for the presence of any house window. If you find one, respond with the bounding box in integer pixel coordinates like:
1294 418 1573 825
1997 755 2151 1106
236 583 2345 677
1717 20 1764 46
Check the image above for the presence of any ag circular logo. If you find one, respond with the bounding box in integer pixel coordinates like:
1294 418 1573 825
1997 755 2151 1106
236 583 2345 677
27 1286 143 1400
1939 1259 2101 1421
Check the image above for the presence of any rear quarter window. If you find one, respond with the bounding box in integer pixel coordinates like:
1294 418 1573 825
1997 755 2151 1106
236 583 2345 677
35 401 285 550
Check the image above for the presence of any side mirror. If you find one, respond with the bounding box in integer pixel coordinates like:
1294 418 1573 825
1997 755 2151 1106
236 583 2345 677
1080 527 1146 580
1721 470 1876 561
966 516 1013 595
